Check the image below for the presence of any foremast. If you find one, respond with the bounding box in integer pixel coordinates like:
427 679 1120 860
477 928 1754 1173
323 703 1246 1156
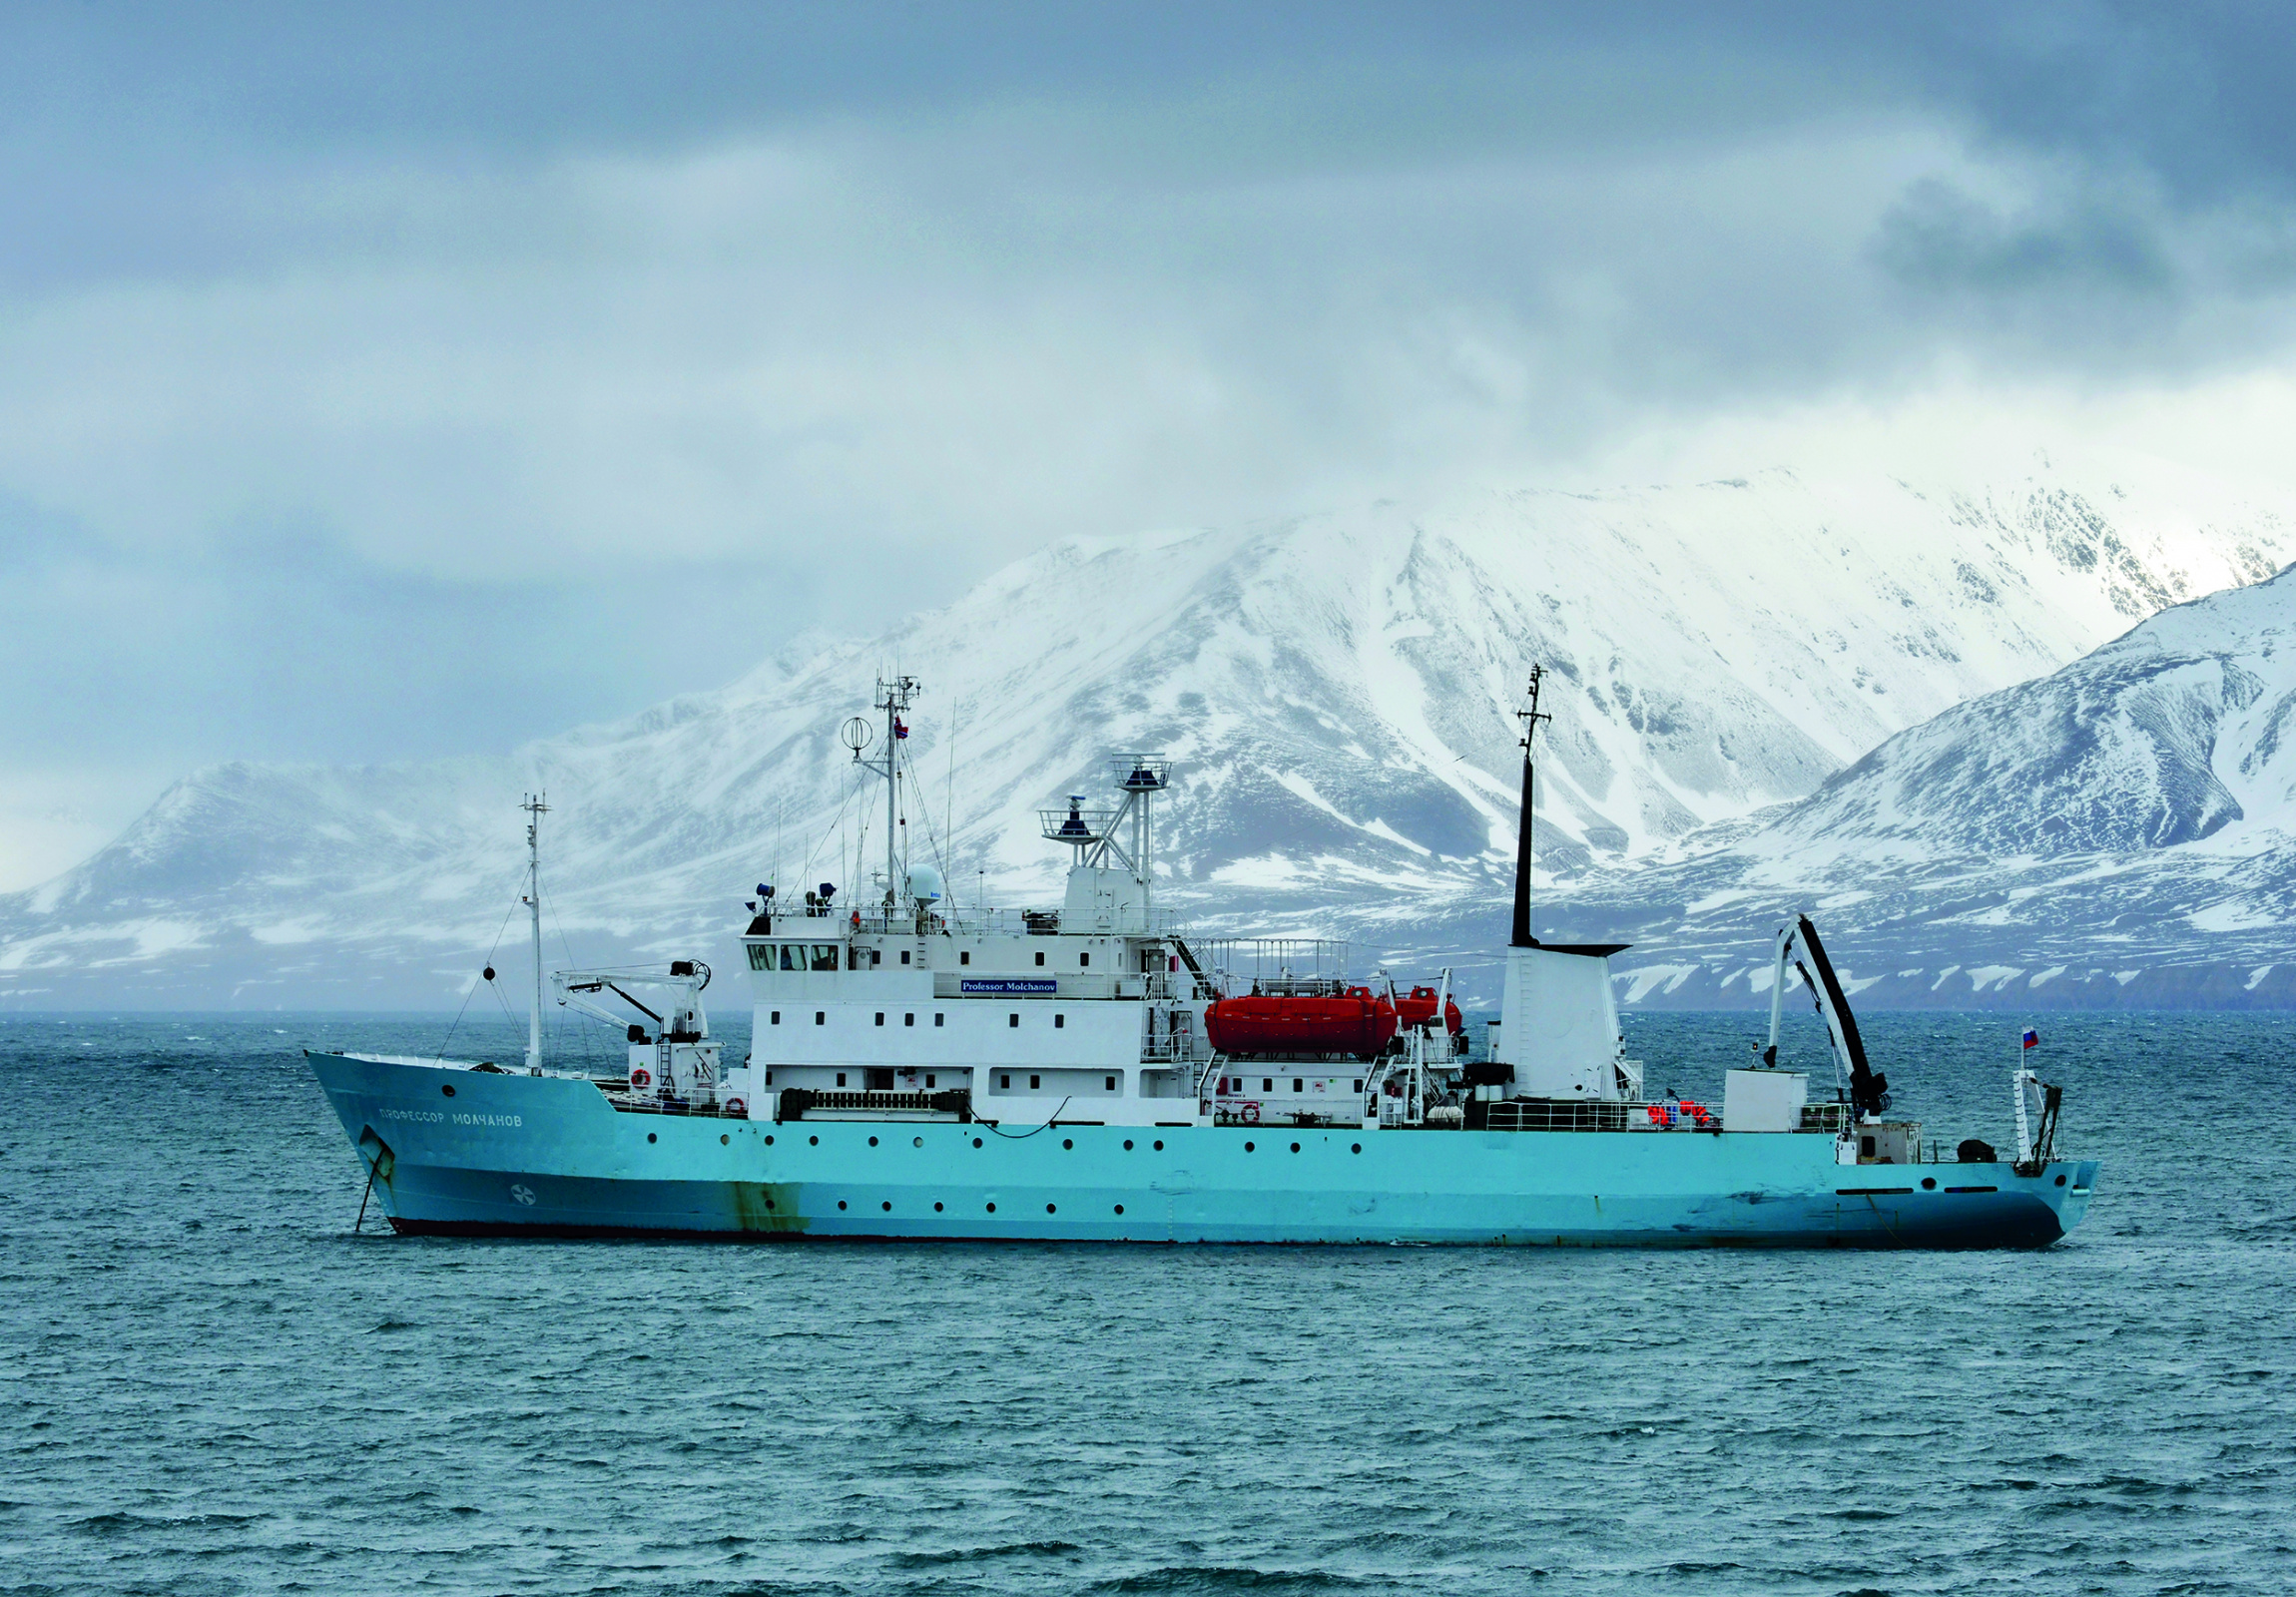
521 793 548 1072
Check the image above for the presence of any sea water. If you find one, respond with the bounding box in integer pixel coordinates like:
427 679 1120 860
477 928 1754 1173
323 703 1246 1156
1 1010 2290 1595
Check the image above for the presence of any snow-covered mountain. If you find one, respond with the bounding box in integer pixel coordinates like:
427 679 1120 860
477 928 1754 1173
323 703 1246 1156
2 462 2286 1008
1569 563 2296 1009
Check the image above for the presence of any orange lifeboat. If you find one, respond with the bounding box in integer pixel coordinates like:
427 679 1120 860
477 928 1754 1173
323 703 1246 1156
1393 985 1463 1035
1203 986 1398 1059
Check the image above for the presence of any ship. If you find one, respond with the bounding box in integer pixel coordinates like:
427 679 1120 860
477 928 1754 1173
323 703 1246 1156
307 669 2096 1247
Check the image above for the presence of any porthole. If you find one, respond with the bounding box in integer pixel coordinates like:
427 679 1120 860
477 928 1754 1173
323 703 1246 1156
913 1136 923 1148
881 1201 891 1212
838 1200 848 1211
765 1135 775 1146
810 1135 819 1146
2055 1174 2067 1186
441 1084 455 1098
1153 1140 1164 1151
868 1136 878 1147
1351 1143 1362 1154
764 1198 775 1210
648 1132 657 1144
1123 1139 1134 1151
1922 1177 1937 1190
986 1202 996 1213
1114 1204 1124 1215
721 1134 730 1146
972 1137 984 1148
1244 1141 1256 1153
1046 1203 1057 1214
934 1201 944 1212
1290 1142 1301 1153
1063 1138 1074 1150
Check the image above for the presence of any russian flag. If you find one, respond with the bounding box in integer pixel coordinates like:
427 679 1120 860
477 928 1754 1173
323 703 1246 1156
2021 1028 2038 1050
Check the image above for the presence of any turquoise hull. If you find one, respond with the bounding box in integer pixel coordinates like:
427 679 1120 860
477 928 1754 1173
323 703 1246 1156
308 1052 2096 1249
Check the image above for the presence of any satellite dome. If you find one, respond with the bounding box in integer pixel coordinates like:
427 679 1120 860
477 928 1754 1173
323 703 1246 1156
904 864 946 904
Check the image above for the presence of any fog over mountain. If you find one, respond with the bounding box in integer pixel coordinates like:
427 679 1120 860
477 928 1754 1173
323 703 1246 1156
1 460 2286 1009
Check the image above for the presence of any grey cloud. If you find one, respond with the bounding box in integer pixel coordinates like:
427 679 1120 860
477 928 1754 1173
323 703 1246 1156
1872 179 2176 295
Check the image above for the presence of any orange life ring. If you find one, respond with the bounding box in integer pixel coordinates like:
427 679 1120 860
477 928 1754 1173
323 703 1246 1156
1241 1102 1260 1124
630 1066 653 1089
724 1096 746 1117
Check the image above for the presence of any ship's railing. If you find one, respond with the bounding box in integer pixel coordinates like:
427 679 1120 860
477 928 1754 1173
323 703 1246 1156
756 906 1190 939
1799 1102 1853 1135
1480 1099 1639 1132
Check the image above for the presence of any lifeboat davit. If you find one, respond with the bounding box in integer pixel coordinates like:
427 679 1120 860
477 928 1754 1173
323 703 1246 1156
1394 985 1464 1035
1204 986 1398 1059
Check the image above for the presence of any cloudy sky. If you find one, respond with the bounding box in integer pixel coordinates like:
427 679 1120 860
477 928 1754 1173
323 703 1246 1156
5 1 2296 887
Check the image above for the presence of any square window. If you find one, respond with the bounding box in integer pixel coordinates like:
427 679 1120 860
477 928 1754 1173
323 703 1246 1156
900 949 910 964
1034 951 1045 966
1079 952 1089 967
765 1071 774 1084
1008 1014 1019 1028
933 1013 944 1027
874 1012 885 1027
925 1073 936 1087
903 1013 914 1027
1294 1078 1304 1093
1054 1014 1065 1029
837 1072 848 1087
960 950 970 965
1104 1075 1116 1091
770 1010 781 1025
870 950 880 965
1000 1074 1011 1089
1263 1079 1273 1093
1029 1074 1041 1090
1353 1079 1363 1093
815 1012 826 1026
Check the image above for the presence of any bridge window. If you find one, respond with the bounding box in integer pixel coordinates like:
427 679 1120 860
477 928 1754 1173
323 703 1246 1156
809 945 840 972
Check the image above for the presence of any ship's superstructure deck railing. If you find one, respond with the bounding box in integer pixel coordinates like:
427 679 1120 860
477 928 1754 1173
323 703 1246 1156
760 905 1189 938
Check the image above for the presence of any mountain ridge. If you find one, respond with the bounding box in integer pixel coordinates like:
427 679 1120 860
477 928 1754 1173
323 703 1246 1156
4 462 2288 1008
